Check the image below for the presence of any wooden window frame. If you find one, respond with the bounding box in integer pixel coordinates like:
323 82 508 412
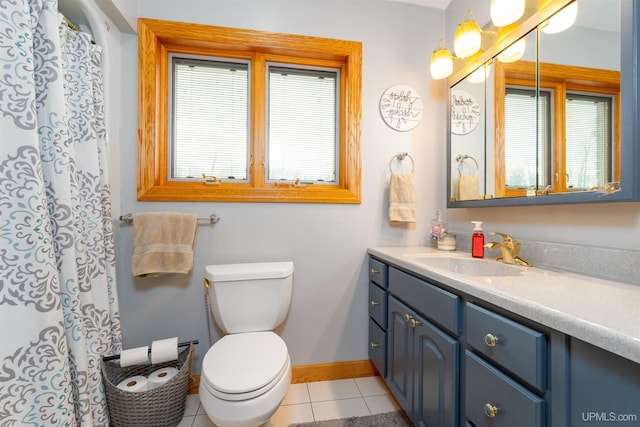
494 60 620 198
137 18 362 203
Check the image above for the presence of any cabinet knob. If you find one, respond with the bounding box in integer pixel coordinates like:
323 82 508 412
483 403 499 418
370 300 380 308
484 333 500 347
409 318 421 328
404 313 413 323
370 268 380 275
370 342 381 350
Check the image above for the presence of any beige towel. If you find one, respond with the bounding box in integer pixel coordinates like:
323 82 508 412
132 212 198 277
389 173 416 224
458 174 480 200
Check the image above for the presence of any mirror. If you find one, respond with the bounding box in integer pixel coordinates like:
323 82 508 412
447 0 639 207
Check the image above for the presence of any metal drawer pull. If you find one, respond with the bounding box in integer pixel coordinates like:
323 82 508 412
370 300 380 308
483 403 499 418
370 342 381 350
484 333 500 347
370 268 380 275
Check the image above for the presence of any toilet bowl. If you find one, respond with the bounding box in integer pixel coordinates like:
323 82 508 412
199 262 294 427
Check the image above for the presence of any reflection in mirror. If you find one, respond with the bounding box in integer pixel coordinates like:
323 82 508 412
449 62 488 202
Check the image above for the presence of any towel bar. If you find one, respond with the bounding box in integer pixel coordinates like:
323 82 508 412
119 213 220 224
456 154 479 176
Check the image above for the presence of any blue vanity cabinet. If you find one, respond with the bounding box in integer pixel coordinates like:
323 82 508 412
368 257 388 377
386 267 461 427
567 338 640 426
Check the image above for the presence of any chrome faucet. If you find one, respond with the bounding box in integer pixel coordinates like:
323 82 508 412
484 232 531 267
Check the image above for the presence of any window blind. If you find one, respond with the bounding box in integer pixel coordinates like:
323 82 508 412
565 93 612 190
267 66 338 183
171 57 249 181
504 88 549 189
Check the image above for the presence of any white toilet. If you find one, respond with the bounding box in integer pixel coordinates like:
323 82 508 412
199 262 294 427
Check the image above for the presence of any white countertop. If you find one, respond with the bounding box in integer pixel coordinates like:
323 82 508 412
368 246 640 364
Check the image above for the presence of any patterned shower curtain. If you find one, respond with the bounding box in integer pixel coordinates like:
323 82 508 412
0 0 122 425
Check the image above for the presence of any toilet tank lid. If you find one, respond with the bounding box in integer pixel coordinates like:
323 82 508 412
205 261 294 282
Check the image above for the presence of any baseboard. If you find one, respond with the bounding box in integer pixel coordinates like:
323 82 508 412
188 359 378 394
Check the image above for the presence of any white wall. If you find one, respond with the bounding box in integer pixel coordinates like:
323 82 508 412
116 0 449 372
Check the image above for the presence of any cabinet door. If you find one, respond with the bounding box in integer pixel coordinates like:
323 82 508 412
387 296 413 411
412 313 459 427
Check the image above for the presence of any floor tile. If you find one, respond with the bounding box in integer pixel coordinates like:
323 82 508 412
354 376 389 397
177 416 194 427
266 403 315 426
307 379 361 402
364 394 402 415
184 394 201 416
191 414 215 427
281 383 311 405
311 397 371 421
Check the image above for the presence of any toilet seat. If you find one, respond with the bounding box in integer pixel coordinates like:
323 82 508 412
202 331 289 401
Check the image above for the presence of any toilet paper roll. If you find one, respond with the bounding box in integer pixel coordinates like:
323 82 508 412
151 337 178 364
119 346 150 367
116 375 149 392
148 367 179 389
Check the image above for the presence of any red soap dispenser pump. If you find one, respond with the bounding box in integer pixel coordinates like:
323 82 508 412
471 221 485 258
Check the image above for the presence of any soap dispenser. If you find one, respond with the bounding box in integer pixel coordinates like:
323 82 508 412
471 221 484 258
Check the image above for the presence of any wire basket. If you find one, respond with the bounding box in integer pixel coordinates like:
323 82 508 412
101 344 193 427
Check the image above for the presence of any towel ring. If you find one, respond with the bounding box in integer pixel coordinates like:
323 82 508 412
389 152 415 173
456 154 478 177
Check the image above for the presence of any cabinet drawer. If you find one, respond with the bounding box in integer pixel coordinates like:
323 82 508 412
369 282 387 328
465 351 545 427
466 303 546 392
389 267 460 336
369 318 386 377
369 258 388 288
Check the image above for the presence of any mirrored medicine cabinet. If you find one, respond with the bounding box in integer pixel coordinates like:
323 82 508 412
447 0 640 207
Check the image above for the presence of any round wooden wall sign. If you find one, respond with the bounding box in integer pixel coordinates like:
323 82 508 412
450 89 480 135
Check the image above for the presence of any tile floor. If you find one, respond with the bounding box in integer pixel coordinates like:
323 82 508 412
178 376 401 427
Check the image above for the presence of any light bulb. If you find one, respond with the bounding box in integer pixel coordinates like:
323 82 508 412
454 11 482 59
491 0 525 27
542 1 578 34
497 24 526 63
430 40 453 80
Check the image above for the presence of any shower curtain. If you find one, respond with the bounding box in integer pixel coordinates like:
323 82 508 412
0 0 122 425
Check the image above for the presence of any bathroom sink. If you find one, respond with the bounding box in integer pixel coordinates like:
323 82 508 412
408 255 525 277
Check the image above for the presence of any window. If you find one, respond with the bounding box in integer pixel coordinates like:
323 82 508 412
138 18 362 203
494 60 620 197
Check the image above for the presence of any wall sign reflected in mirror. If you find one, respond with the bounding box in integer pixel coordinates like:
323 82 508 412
379 85 423 131
447 0 638 207
450 89 480 135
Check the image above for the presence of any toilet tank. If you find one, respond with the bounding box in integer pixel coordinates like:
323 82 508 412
204 262 294 334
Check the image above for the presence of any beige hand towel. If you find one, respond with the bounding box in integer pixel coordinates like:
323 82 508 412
132 212 198 277
458 174 480 201
389 173 416 224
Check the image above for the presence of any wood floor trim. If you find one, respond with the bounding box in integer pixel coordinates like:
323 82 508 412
188 359 378 394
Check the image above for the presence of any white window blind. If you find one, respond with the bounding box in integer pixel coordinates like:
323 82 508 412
504 88 549 189
565 93 612 190
171 57 249 181
267 66 338 183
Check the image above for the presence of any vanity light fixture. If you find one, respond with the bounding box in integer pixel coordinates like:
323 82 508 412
496 24 526 63
541 0 578 34
490 0 525 27
430 38 454 80
454 10 482 59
